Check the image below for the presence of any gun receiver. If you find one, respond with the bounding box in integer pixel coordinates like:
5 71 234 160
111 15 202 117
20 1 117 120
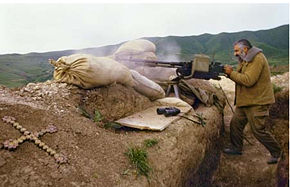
116 54 224 80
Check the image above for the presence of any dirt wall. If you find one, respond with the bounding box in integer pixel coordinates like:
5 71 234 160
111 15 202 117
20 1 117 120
0 81 224 186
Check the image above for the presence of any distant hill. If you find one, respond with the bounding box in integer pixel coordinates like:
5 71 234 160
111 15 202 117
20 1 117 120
0 24 288 88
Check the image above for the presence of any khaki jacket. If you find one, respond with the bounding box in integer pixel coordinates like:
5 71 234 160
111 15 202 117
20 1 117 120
230 52 275 107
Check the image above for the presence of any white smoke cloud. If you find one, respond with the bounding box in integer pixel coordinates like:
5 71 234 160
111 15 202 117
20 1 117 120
156 39 181 62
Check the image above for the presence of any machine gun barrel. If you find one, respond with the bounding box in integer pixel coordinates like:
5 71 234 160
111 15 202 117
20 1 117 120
116 56 224 80
115 58 190 68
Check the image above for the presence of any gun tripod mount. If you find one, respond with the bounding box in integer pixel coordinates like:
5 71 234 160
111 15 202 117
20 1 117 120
166 76 181 98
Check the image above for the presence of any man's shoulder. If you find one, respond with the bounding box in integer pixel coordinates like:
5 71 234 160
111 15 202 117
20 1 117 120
252 52 267 63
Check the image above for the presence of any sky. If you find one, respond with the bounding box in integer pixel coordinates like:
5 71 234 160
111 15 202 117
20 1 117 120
0 3 288 54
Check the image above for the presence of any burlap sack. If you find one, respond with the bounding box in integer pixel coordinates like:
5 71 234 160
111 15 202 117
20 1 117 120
113 39 156 58
112 39 158 69
112 39 176 82
49 54 135 89
154 97 191 107
130 70 165 100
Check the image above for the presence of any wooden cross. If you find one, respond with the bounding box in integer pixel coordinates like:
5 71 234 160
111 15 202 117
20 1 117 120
1 116 67 164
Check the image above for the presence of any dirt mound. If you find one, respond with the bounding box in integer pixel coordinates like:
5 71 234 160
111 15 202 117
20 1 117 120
0 80 224 186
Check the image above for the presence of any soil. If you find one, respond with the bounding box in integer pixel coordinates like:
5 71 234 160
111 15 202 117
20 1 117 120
0 80 224 187
1 71 287 187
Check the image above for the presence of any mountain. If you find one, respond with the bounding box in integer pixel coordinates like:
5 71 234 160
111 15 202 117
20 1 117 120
145 24 289 63
0 24 288 88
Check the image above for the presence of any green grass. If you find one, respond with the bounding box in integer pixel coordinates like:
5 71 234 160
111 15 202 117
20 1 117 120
143 138 158 148
78 106 92 119
125 139 158 178
125 146 151 178
271 72 286 76
93 109 103 123
78 107 123 130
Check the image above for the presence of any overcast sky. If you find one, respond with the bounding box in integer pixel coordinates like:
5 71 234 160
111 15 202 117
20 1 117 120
0 3 288 54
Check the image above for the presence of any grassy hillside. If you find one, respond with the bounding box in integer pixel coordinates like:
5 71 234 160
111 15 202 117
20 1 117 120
146 25 289 65
0 24 288 88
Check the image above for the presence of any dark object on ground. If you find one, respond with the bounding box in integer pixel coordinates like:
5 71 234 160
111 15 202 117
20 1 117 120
156 107 181 117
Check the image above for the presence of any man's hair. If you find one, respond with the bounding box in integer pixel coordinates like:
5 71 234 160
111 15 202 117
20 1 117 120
234 39 252 49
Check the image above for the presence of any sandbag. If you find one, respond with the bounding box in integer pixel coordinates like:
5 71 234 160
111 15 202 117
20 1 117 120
114 39 156 57
130 70 165 100
49 54 135 89
154 97 191 107
113 39 158 69
113 39 176 82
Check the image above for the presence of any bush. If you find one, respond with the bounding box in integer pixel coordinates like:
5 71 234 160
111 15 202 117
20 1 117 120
125 147 151 177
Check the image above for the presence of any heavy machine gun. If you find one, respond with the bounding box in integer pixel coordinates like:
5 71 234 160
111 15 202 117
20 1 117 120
116 54 225 80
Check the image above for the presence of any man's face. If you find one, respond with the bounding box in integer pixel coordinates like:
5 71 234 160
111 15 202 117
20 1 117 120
234 45 242 57
234 44 247 60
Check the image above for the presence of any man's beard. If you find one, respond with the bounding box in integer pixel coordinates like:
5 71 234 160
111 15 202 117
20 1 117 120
236 51 246 62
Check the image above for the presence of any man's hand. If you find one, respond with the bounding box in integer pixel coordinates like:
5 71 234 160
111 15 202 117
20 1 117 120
224 65 233 76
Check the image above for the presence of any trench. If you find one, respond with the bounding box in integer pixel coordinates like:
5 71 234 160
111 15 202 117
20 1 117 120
184 128 224 187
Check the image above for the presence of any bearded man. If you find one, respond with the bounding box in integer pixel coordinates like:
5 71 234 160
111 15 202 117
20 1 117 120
223 39 281 164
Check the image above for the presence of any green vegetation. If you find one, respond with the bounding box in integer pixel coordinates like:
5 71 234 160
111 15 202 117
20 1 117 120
272 83 284 94
93 110 103 123
143 138 158 148
78 107 123 130
147 25 289 65
270 65 289 76
125 139 158 178
78 106 92 119
0 25 288 88
125 146 151 178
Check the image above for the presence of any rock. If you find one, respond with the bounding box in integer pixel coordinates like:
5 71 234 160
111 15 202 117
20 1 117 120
22 166 33 174
27 83 36 87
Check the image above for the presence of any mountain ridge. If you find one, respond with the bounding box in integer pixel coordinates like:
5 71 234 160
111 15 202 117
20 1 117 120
0 24 288 88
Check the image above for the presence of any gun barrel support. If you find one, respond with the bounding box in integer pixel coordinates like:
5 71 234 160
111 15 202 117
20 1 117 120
166 82 180 98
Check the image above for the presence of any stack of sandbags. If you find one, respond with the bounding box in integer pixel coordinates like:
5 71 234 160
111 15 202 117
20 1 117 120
49 54 135 89
113 39 177 82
